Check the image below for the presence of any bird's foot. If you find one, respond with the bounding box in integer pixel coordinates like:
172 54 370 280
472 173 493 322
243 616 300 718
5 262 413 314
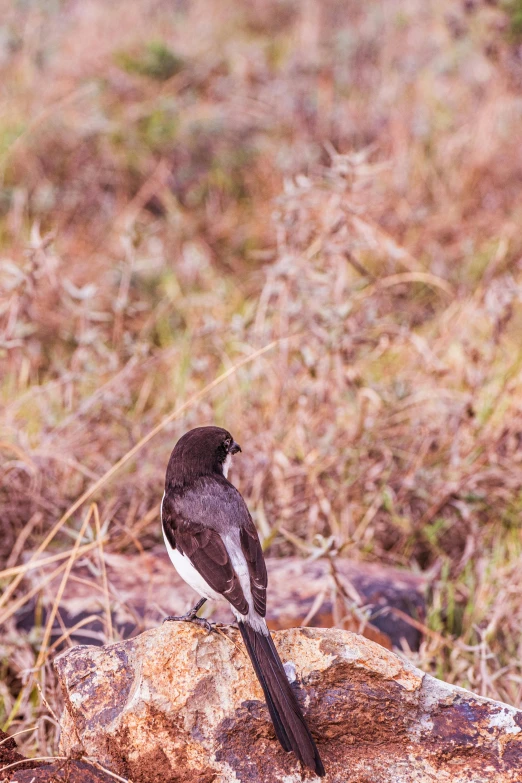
191 616 216 634
163 597 212 630
163 608 215 634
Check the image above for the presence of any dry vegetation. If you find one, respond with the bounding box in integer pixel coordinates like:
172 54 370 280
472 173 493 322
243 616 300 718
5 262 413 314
1 0 522 763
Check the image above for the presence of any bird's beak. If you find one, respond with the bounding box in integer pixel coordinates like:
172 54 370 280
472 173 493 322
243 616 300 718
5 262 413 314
230 441 242 455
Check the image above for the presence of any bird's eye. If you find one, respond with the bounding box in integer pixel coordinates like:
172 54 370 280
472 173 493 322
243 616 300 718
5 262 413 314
224 438 231 449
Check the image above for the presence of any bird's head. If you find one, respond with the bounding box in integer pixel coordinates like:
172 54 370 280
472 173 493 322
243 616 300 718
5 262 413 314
166 426 241 486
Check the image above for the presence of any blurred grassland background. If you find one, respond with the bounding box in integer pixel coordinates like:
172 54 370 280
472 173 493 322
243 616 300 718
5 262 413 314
2 0 522 760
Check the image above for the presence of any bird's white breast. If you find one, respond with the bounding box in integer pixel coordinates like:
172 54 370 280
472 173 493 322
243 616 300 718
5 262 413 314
161 491 222 602
162 526 222 602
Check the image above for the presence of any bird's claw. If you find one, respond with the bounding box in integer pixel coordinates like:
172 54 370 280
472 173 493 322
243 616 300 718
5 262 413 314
192 616 215 634
163 613 216 634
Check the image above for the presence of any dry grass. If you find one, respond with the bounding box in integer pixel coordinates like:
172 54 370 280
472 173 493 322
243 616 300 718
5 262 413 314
2 0 522 762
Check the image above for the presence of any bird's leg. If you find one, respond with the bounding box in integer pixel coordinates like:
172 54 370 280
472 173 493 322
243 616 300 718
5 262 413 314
163 598 215 633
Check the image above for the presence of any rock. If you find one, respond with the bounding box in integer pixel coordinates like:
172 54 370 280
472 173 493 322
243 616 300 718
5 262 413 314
19 552 427 651
262 556 426 650
0 729 112 783
0 729 35 776
55 624 522 783
3 761 113 782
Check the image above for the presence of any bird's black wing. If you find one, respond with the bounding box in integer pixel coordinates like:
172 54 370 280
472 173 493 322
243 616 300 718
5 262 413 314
162 475 266 616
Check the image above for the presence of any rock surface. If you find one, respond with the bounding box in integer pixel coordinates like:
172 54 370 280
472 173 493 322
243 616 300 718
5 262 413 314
2 761 113 783
0 728 112 783
55 624 522 782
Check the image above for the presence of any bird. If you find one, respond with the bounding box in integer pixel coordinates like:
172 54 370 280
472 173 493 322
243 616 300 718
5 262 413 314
161 425 325 778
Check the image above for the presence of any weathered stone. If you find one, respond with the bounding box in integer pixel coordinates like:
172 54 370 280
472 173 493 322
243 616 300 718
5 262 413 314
19 552 427 650
0 729 35 777
55 624 522 782
0 729 112 783
5 761 113 782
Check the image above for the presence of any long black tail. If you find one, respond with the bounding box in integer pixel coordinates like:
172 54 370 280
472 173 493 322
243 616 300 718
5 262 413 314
238 621 325 777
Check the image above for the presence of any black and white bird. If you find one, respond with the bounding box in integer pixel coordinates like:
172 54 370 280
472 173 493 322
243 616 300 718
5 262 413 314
161 426 325 777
